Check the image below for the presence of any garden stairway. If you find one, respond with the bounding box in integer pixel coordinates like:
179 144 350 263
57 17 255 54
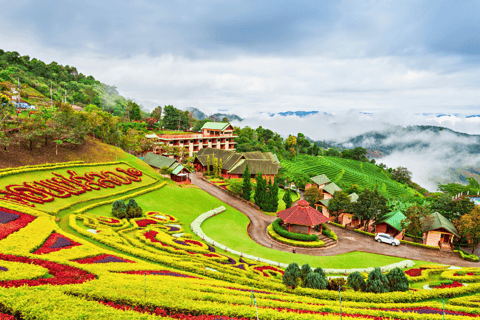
317 234 336 248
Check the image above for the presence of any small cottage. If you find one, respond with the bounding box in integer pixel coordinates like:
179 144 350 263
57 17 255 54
422 212 459 250
277 200 330 235
374 211 408 240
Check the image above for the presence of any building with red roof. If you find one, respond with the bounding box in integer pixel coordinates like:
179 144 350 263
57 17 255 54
276 200 330 235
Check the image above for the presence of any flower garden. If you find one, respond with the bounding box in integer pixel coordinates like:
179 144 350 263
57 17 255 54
1 161 480 319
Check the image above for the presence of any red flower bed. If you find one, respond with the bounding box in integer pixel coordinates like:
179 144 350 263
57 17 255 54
0 253 95 288
454 272 475 276
405 269 422 277
136 219 158 227
0 207 36 240
0 313 15 320
253 265 285 277
433 281 464 289
73 254 135 264
97 216 122 225
98 300 253 319
118 270 200 279
33 232 82 255
143 231 180 249
184 239 204 247
378 306 478 317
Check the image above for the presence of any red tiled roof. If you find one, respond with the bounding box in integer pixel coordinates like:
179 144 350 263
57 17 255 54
277 200 330 226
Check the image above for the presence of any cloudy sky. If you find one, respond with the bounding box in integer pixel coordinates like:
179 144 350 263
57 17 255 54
2 0 480 189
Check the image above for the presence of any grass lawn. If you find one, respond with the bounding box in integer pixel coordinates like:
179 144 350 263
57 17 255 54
0 162 158 213
201 208 434 269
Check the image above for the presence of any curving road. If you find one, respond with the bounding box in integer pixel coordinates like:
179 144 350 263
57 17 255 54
191 173 479 267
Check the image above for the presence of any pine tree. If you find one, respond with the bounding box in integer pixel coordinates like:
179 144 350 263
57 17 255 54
213 157 218 178
386 267 409 292
270 177 279 212
347 271 366 292
111 199 127 219
283 188 293 209
300 264 312 287
206 156 210 176
218 158 223 177
242 164 252 201
303 272 328 289
313 267 326 278
282 263 300 289
365 267 389 293
254 172 266 210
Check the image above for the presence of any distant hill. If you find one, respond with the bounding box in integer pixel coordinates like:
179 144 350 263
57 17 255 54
185 107 243 122
330 125 480 156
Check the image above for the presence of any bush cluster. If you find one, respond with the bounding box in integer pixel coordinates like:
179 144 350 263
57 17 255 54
347 267 409 293
111 199 143 219
283 263 328 290
272 218 319 242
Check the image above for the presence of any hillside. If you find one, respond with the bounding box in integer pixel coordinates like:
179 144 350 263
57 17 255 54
281 154 420 199
0 49 131 115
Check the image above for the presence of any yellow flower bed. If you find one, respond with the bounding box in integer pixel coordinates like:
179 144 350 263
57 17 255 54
0 260 49 281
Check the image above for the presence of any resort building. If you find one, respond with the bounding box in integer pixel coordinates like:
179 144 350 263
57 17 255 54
422 212 459 250
277 199 330 235
373 211 408 240
146 122 237 158
193 148 280 181
142 152 191 184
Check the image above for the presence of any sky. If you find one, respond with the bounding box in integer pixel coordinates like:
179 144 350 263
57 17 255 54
2 0 480 189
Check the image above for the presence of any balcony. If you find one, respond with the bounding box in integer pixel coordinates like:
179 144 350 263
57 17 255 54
156 133 237 139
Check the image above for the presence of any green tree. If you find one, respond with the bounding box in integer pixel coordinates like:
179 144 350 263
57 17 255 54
282 263 300 289
300 264 312 287
385 267 409 292
126 199 143 219
391 167 412 184
457 206 480 253
283 188 293 209
268 177 279 212
347 272 366 292
0 93 14 130
242 164 252 201
327 191 351 223
304 187 322 207
365 268 389 293
313 267 326 278
151 106 162 120
218 158 223 177
303 272 328 289
402 205 430 238
206 156 210 176
112 199 127 219
128 100 142 121
351 188 388 231
213 157 218 178
254 172 266 210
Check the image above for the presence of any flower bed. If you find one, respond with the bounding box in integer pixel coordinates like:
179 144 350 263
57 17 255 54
405 269 422 277
0 260 49 281
32 232 82 255
96 216 123 227
145 211 178 223
0 208 36 240
431 281 464 289
73 254 135 264
0 253 95 288
253 266 285 277
118 270 201 279
134 219 159 228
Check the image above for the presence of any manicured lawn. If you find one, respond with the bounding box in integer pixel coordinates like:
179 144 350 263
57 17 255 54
0 163 157 212
201 209 434 269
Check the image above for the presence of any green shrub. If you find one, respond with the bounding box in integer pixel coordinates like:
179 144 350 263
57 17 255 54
272 218 319 242
386 267 409 292
347 271 366 292
111 200 127 218
455 249 480 262
267 224 325 247
283 263 300 289
300 264 312 286
321 224 338 241
304 272 328 290
365 267 389 293
313 267 326 278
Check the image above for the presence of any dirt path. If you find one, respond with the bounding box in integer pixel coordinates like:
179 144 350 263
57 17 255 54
191 173 479 267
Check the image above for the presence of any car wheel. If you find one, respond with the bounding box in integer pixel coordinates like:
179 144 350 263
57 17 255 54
391 242 396 246
377 239 381 243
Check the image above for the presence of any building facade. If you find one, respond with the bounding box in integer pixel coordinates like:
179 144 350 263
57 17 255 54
147 122 237 158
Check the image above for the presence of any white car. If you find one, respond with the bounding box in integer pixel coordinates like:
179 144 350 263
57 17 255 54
375 233 400 246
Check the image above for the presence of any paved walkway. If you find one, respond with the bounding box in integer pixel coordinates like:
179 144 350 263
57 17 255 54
191 173 479 267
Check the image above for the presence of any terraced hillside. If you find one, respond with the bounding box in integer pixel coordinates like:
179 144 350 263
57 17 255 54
281 154 419 198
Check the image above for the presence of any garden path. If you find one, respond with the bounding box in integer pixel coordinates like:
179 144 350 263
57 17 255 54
191 173 479 267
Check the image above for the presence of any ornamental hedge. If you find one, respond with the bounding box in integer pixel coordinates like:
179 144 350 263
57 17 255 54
272 218 319 242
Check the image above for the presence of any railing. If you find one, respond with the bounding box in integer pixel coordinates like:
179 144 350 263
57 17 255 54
157 134 237 139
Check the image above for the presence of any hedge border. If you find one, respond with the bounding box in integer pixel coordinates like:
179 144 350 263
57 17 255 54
267 224 325 248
